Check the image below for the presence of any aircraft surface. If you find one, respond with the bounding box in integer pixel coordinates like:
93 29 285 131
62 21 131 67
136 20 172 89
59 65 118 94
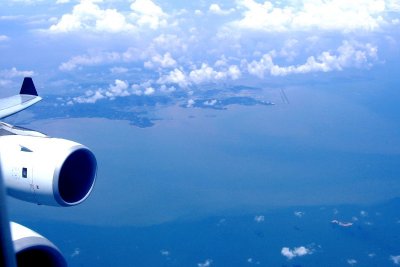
0 77 97 267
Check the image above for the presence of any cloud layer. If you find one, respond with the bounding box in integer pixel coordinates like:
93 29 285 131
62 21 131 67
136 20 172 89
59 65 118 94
2 0 399 102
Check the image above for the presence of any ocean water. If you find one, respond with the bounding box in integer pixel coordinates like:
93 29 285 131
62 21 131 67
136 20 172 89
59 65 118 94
6 80 400 266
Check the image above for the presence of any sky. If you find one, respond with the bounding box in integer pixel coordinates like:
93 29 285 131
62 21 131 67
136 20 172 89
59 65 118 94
2 0 400 266
0 0 399 99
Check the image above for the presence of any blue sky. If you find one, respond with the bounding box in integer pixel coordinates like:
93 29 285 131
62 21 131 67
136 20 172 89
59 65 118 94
1 0 399 100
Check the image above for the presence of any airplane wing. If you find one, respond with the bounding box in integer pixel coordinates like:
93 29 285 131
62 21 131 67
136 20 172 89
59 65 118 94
0 77 96 266
0 77 42 120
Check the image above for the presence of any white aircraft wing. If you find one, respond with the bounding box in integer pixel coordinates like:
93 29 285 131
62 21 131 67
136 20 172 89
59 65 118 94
0 77 42 120
0 77 96 267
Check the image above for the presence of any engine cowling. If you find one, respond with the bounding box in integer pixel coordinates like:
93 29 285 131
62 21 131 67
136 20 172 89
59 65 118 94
10 222 67 267
0 135 97 206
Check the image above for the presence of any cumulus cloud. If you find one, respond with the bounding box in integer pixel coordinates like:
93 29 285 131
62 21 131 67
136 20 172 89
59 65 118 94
144 52 177 69
130 0 168 30
360 210 368 217
246 41 377 78
158 68 189 87
198 259 213 267
254 215 265 223
144 86 155 95
49 0 169 33
391 255 400 265
186 99 195 108
49 0 135 33
0 67 34 78
233 0 394 32
71 79 130 104
209 4 235 15
60 34 185 72
347 259 357 265
105 79 130 98
189 63 225 84
281 246 312 260
158 63 241 87
390 255 400 265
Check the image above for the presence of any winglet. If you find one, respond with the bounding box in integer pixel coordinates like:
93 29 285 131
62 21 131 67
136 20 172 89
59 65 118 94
20 77 38 96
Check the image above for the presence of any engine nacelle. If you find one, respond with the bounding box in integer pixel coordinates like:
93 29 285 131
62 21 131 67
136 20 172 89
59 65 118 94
10 222 67 267
0 134 97 206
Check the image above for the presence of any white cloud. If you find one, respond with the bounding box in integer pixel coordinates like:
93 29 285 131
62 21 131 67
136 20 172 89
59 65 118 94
157 61 241 88
151 34 187 53
49 0 136 33
254 215 265 223
186 99 195 108
72 90 105 104
190 63 241 84
158 68 189 87
209 4 235 16
105 79 130 98
189 63 224 84
281 246 312 260
387 0 400 11
195 9 203 16
331 220 353 227
144 86 155 95
49 0 170 33
391 255 400 265
347 259 357 265
198 259 212 267
160 249 170 256
0 35 9 41
294 211 305 218
72 79 131 104
144 52 177 69
60 52 121 71
246 41 377 77
70 248 80 258
130 0 168 30
0 67 34 78
56 0 70 4
233 0 394 32
360 210 368 217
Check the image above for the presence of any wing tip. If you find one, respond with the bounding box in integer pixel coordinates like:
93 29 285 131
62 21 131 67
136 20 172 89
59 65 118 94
20 77 38 96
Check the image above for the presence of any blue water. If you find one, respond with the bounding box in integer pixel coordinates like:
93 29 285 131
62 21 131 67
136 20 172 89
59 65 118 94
7 78 400 266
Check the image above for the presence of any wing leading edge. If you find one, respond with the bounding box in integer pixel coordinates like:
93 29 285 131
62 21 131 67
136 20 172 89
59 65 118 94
0 77 42 120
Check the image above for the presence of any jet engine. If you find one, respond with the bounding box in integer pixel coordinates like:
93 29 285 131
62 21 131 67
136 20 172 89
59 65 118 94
10 222 67 267
0 133 97 207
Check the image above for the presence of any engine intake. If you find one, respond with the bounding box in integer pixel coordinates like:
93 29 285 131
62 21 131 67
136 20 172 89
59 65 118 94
0 135 97 206
55 147 97 206
11 222 67 267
